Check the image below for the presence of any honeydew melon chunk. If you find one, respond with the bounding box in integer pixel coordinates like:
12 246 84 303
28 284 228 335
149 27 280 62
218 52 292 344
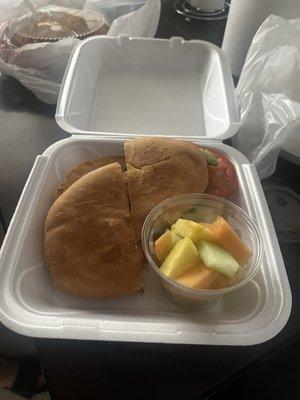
197 240 240 278
210 217 252 266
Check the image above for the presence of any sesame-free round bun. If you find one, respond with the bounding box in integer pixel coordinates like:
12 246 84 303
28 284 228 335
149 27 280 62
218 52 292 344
125 137 209 238
44 163 142 299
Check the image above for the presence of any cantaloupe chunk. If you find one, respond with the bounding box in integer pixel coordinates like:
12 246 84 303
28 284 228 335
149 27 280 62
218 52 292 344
210 217 252 266
176 261 221 289
160 237 199 279
209 274 230 290
154 230 181 262
171 219 214 243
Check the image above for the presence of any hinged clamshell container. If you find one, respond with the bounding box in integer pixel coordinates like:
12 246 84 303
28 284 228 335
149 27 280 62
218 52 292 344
0 36 291 345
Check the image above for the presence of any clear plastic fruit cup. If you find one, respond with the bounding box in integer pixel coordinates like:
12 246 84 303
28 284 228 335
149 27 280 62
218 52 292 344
141 194 263 309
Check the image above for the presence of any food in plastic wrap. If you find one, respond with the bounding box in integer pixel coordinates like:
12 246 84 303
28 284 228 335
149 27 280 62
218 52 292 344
0 0 161 103
4 6 109 48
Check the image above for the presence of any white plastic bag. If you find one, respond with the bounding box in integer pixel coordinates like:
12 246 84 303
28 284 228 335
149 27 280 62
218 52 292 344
232 15 300 180
0 0 161 104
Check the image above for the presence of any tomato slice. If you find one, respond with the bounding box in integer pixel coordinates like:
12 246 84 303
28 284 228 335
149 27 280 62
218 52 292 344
205 149 237 198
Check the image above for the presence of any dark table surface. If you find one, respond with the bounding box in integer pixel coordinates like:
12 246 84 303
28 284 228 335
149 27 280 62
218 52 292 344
0 1 300 399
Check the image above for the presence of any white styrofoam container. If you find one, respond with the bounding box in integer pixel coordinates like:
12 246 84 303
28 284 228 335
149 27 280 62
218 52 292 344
0 36 291 345
56 35 240 140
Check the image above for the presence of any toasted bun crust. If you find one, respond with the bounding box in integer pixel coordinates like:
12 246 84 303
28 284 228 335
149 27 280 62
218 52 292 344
44 163 142 299
56 157 125 198
125 138 208 237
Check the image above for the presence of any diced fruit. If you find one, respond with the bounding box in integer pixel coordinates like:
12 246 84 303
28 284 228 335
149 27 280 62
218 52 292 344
197 240 240 278
209 274 230 290
210 217 252 266
171 219 214 243
176 261 221 289
155 230 181 262
160 237 199 279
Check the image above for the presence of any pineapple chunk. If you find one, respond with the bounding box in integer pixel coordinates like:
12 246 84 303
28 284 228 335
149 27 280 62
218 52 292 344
171 219 214 243
154 230 181 262
160 237 199 279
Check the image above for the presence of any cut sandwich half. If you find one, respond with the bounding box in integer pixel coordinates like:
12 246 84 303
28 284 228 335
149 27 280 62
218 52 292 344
125 137 209 238
44 162 142 299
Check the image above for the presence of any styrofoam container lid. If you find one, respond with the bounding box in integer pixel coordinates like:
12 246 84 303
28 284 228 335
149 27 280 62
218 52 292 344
56 35 240 140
